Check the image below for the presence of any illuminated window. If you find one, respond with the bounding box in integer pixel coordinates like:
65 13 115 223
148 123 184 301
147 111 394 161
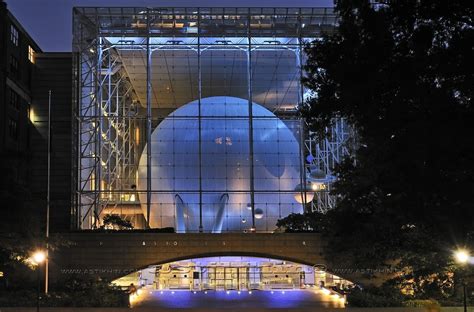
135 127 140 145
28 106 36 123
10 25 19 46
90 173 95 191
28 46 35 63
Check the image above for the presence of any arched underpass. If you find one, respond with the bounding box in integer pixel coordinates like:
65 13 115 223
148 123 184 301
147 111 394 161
51 232 364 308
118 255 351 309
52 233 328 281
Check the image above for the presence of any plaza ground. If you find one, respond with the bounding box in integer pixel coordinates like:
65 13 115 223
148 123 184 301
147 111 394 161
130 288 345 309
1 307 472 311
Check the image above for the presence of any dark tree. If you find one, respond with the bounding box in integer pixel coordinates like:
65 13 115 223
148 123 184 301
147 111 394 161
302 0 474 299
101 214 133 230
276 212 326 233
0 153 44 289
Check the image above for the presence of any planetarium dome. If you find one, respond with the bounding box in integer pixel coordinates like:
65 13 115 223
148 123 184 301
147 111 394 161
138 96 304 232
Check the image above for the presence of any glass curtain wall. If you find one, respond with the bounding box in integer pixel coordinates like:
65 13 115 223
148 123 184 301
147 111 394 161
72 7 337 232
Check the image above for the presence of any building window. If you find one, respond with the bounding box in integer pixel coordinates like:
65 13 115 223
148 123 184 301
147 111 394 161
9 89 19 110
10 55 19 78
28 46 35 63
10 25 19 46
8 119 18 140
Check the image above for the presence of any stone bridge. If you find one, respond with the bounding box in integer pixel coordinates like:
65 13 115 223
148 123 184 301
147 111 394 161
52 233 326 281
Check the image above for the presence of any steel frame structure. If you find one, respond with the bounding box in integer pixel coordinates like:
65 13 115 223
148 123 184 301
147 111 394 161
305 119 355 212
72 7 350 230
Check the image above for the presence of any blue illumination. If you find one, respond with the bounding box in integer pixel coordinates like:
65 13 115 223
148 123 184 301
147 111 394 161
138 96 303 232
132 290 345 309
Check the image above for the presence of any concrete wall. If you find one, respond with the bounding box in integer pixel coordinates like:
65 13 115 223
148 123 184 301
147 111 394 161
52 233 325 280
30 53 73 232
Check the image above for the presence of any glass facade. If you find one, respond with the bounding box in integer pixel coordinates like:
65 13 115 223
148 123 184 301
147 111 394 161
72 7 341 231
112 256 353 292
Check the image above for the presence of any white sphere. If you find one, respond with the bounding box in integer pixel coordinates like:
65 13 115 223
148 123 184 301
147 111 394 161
293 183 315 204
138 96 303 232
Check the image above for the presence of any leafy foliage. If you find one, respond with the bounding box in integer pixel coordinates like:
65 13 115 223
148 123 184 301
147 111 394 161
0 153 48 289
302 0 474 301
276 212 326 233
101 214 134 230
347 286 405 307
0 276 129 307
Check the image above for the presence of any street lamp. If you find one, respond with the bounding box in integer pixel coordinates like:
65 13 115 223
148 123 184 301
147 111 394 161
33 251 46 265
454 249 470 312
32 251 46 312
456 249 470 264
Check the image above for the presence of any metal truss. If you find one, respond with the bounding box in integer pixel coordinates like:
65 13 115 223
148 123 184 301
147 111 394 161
304 118 355 213
74 20 141 228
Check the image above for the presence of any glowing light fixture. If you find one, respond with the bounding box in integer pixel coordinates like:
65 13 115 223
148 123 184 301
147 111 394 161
294 183 315 204
32 251 46 264
455 249 470 264
311 182 325 191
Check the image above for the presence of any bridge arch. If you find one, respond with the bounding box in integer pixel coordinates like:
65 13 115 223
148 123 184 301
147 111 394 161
112 254 354 293
129 251 321 274
53 233 366 285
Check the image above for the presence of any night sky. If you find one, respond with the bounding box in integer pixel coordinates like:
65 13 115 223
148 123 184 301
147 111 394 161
5 0 334 52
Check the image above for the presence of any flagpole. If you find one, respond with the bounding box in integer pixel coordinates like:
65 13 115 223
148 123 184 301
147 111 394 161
45 90 51 294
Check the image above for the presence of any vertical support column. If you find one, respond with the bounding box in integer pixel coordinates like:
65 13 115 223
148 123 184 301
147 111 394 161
297 10 308 212
94 37 103 229
146 9 152 228
197 10 203 232
74 51 81 229
247 9 256 230
106 48 112 202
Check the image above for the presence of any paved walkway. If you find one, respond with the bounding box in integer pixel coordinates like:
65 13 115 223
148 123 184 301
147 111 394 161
130 288 346 309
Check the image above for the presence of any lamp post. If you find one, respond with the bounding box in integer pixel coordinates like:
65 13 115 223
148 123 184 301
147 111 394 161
32 251 46 312
45 90 51 294
454 249 470 312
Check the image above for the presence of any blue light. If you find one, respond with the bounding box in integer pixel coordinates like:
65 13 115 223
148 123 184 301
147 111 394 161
138 96 303 231
138 290 344 309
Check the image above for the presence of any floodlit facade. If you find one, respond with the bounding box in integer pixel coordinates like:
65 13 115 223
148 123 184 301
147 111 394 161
113 256 353 292
72 7 353 232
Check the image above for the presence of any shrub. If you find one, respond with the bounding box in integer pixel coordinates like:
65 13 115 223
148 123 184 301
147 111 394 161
0 277 129 307
404 299 440 311
346 286 404 307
